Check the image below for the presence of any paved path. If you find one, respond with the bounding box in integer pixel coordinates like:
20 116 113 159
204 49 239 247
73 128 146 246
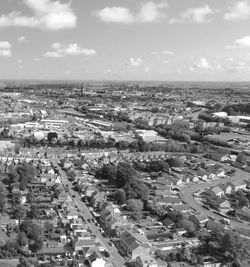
57 164 125 267
179 161 250 232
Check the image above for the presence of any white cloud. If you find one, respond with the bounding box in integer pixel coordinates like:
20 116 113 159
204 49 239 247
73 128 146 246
144 66 151 73
95 1 167 24
17 36 27 43
0 0 77 31
0 41 12 57
222 57 250 73
130 58 142 67
95 7 134 24
34 57 40 62
44 43 96 58
224 1 250 21
190 58 211 71
170 5 214 24
151 50 174 55
227 36 250 48
44 51 63 58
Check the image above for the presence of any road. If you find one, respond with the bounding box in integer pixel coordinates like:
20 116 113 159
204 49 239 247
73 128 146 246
179 161 250 232
56 164 125 267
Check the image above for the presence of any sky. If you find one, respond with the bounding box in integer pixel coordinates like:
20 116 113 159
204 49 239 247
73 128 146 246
0 0 250 81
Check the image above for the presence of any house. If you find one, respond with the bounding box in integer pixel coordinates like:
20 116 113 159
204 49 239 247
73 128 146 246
57 191 69 203
163 197 182 206
235 206 250 221
211 186 224 198
196 169 208 181
206 220 225 232
214 198 231 211
61 158 73 169
89 191 106 209
118 231 151 259
135 255 158 267
88 252 106 267
172 204 192 214
229 180 247 191
217 183 232 195
162 218 175 229
167 262 191 267
74 238 100 252
189 214 208 227
67 209 79 220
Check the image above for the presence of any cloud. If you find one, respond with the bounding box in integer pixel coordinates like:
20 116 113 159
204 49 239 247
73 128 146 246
170 5 214 24
0 41 12 57
224 1 250 21
130 58 142 67
44 43 96 58
44 51 63 58
221 57 250 73
190 58 211 71
151 50 174 55
95 1 167 24
17 36 27 43
0 0 77 31
226 36 250 48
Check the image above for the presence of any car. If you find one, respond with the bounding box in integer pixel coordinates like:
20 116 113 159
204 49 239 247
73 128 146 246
108 241 114 247
102 232 108 238
72 195 76 198
87 219 91 223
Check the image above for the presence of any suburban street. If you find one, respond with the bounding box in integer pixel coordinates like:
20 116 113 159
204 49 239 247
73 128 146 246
56 164 126 267
179 162 250 231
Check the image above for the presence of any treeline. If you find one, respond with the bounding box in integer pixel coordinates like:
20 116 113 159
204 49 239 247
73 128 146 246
223 103 250 116
198 112 231 124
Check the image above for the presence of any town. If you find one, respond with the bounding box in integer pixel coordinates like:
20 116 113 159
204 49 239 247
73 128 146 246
0 81 250 267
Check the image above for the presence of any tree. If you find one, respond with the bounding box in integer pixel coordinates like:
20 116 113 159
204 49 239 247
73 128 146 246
96 164 117 182
30 239 43 252
17 231 28 246
131 211 142 221
28 221 44 241
236 154 246 164
114 189 126 204
167 210 183 223
13 205 27 226
20 220 44 251
26 191 35 204
12 191 22 205
220 231 250 262
169 252 177 262
126 199 144 212
168 157 184 168
123 181 149 200
0 182 8 214
179 219 196 235
47 132 58 143
16 163 37 189
28 205 39 219
17 257 30 267
116 162 135 187
238 195 249 208
147 161 170 172
8 168 19 184
44 222 54 233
